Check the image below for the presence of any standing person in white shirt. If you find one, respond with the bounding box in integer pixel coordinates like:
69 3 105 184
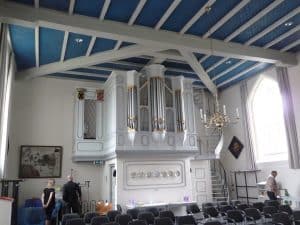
265 171 279 200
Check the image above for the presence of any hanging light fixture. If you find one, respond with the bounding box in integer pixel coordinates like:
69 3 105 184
127 71 138 144
145 64 167 142
200 93 239 129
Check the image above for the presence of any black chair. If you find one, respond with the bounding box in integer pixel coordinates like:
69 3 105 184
62 213 80 225
202 202 215 211
103 223 120 225
272 212 292 225
127 208 140 220
154 217 174 225
226 210 245 225
218 201 229 208
263 206 278 219
265 200 280 209
117 204 123 213
147 207 159 217
204 220 223 225
279 205 293 216
177 215 197 225
65 218 85 225
204 206 221 218
138 212 155 225
159 210 175 222
244 208 262 224
293 210 300 225
187 204 201 214
237 204 249 212
91 216 110 225
128 220 147 225
252 202 264 212
220 205 234 216
107 210 121 222
115 214 132 225
85 212 100 224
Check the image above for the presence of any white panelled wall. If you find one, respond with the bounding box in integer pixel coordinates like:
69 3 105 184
219 54 300 200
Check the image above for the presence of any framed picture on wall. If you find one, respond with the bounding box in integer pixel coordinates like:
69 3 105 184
19 145 63 178
228 136 244 159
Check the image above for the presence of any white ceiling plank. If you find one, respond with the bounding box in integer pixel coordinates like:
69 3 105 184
86 36 96 56
206 57 228 73
212 60 246 81
264 25 300 49
0 2 297 65
217 62 263 87
180 0 216 34
34 0 39 8
180 50 217 94
202 0 250 38
155 0 181 30
60 31 69 61
62 70 110 79
199 55 209 63
245 6 300 45
224 0 283 42
114 0 146 50
280 39 300 52
35 26 39 67
99 0 111 20
68 0 76 15
17 45 164 79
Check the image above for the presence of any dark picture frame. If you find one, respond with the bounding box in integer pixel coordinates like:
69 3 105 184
228 136 244 159
19 145 63 178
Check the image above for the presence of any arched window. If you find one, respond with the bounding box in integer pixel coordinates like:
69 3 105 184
249 76 288 163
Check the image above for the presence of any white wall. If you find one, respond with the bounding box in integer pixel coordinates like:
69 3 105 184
6 77 111 205
219 58 300 201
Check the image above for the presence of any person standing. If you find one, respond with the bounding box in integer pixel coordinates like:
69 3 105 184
265 171 279 200
41 179 56 225
62 175 82 213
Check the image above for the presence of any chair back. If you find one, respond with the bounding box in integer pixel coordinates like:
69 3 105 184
127 208 140 220
24 198 43 208
202 202 215 211
219 205 233 213
154 217 174 225
252 202 264 212
85 212 100 224
102 223 120 225
24 207 45 225
279 205 293 215
218 201 229 207
62 213 80 225
159 210 175 222
177 215 197 225
237 204 249 211
265 200 280 209
66 218 85 225
187 204 201 214
116 214 132 225
107 210 121 222
293 210 300 220
272 212 292 225
147 207 159 217
138 212 155 225
128 220 147 225
227 210 244 223
263 206 278 218
91 216 110 225
205 206 219 218
204 220 222 225
244 208 261 221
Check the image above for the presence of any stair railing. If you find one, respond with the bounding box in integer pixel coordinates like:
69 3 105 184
212 159 229 202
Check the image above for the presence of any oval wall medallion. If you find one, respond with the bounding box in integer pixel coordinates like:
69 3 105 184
141 135 149 146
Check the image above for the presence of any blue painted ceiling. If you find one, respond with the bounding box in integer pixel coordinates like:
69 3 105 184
8 0 300 89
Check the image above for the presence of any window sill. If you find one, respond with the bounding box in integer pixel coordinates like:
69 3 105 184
256 160 288 169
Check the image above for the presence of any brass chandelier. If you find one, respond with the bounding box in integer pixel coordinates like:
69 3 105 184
200 94 239 129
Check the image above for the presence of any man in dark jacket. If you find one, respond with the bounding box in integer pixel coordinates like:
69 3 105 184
62 175 82 213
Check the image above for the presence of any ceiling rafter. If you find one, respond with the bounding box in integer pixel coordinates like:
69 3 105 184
206 57 228 73
114 0 147 50
69 0 76 15
180 50 217 94
0 2 296 65
212 60 246 81
155 0 181 30
203 0 286 73
34 0 39 8
280 39 300 52
35 26 39 67
17 45 164 79
245 6 300 45
86 0 111 56
179 0 216 34
202 0 250 38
